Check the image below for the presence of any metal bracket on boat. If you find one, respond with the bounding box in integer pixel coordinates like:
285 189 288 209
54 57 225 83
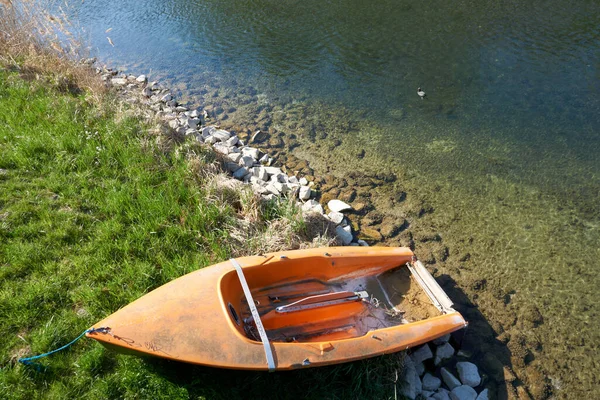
275 291 369 313
230 258 276 371
406 260 455 314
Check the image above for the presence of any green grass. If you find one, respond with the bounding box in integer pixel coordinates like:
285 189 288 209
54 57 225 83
0 69 405 399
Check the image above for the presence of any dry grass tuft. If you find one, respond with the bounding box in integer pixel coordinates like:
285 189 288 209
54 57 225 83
0 0 105 97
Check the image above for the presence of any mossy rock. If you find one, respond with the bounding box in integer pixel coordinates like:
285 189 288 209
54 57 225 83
358 227 383 243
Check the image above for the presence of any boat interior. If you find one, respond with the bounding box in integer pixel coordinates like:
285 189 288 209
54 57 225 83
219 254 443 343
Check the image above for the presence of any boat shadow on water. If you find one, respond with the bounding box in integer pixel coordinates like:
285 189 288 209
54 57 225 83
141 275 525 400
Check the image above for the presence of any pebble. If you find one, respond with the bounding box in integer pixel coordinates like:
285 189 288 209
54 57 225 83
411 344 433 364
327 211 345 225
299 186 311 201
422 372 442 391
435 342 455 365
450 385 478 400
441 368 462 391
456 362 481 387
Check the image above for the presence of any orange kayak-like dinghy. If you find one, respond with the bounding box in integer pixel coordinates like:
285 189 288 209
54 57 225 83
87 247 467 370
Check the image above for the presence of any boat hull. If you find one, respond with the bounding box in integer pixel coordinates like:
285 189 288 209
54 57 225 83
87 247 466 370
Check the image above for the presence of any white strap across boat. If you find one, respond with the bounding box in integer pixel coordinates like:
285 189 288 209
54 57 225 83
230 258 276 371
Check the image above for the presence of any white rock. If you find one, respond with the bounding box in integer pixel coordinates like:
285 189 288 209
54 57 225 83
205 135 218 145
202 126 216 138
272 181 285 193
259 154 270 164
432 334 451 346
168 119 180 129
160 93 172 102
265 183 281 196
188 109 200 118
213 129 232 142
233 167 249 180
327 211 345 225
440 368 461 391
475 389 488 400
213 143 229 155
227 153 242 163
328 199 353 213
111 78 127 86
302 200 324 214
342 225 352 234
299 186 311 201
288 176 299 184
176 106 189 112
411 344 433 365
431 388 451 400
357 239 369 247
456 362 481 388
264 167 283 176
299 177 309 186
136 75 147 83
449 385 477 400
225 136 239 147
422 373 442 392
242 147 260 160
240 155 255 168
251 167 269 182
435 342 455 365
398 354 422 400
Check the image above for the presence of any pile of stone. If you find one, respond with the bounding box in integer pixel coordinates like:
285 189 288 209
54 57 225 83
399 335 488 400
98 68 368 247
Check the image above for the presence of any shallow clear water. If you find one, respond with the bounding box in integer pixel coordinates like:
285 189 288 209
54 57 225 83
60 0 599 396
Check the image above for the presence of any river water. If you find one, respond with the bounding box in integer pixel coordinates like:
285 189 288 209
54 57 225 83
60 0 599 397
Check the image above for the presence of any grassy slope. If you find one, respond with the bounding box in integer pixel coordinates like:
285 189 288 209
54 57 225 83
0 70 405 399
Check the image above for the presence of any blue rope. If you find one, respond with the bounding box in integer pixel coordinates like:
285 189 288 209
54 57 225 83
18 327 110 371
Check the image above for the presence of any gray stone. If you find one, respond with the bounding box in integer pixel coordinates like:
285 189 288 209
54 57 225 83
233 167 249 179
213 129 232 142
251 167 269 182
328 199 353 213
435 342 455 365
357 239 369 247
242 147 261 160
142 87 153 97
187 118 201 129
302 199 324 214
398 354 422 400
449 385 477 400
264 167 283 176
205 135 218 145
411 344 434 364
227 153 243 163
225 136 239 147
335 226 353 245
431 388 451 400
422 373 441 391
202 126 216 138
440 368 461 391
189 109 200 118
166 99 177 108
456 362 481 388
327 211 345 225
168 119 180 129
213 143 229 155
475 389 488 400
111 78 127 86
265 183 281 196
240 155 255 168
299 186 311 201
432 334 451 346
422 391 434 398
160 93 172 102
225 162 241 173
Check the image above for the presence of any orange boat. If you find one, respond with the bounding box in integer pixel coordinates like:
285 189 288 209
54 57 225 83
87 247 467 370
